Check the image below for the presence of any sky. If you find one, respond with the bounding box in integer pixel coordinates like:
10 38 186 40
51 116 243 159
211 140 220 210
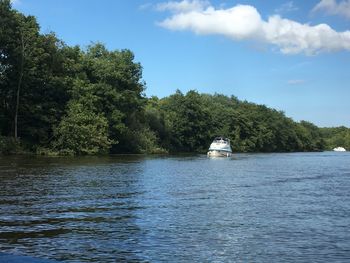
11 0 350 127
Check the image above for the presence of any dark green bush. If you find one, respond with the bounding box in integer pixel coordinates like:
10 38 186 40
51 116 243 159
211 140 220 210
0 136 21 155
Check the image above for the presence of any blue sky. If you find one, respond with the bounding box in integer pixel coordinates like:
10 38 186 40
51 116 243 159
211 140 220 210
12 0 350 127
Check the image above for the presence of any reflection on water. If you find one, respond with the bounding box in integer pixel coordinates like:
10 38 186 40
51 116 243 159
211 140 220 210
0 155 147 262
0 153 350 262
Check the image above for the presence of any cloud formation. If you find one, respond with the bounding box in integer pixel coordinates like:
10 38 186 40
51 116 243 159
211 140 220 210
288 79 305 85
312 0 350 19
275 1 298 14
156 0 209 13
157 0 350 55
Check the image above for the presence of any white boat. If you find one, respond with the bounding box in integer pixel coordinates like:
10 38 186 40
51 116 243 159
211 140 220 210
333 147 346 152
207 137 232 157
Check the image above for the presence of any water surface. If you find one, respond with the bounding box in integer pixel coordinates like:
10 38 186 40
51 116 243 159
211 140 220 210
0 153 349 262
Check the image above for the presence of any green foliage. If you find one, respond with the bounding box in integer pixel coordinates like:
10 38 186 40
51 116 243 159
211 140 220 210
161 90 212 152
0 136 21 154
78 43 146 153
320 126 350 150
296 121 325 151
0 1 72 145
1 2 346 155
154 92 330 153
52 102 113 155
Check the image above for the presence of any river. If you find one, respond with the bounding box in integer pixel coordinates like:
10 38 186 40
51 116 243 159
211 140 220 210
0 152 349 262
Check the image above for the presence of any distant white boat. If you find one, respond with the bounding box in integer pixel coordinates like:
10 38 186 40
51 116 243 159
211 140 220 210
207 137 232 157
333 147 346 152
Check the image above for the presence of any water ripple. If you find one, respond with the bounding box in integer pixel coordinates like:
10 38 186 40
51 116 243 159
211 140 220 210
0 153 350 262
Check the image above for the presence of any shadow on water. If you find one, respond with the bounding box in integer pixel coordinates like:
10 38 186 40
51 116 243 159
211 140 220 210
0 155 150 262
0 252 59 263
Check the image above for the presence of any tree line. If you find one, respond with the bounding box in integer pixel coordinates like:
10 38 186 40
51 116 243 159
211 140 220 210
0 0 348 155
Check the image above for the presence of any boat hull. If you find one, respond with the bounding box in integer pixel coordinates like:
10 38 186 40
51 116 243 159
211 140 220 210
207 150 232 157
333 147 346 152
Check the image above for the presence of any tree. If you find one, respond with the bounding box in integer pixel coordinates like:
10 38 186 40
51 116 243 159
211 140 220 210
320 126 350 150
0 1 70 145
0 1 333 155
161 90 212 152
0 0 18 137
53 101 112 155
81 43 146 153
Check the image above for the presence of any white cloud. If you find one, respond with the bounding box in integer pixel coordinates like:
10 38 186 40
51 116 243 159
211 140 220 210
157 1 350 55
288 79 305 85
312 0 350 19
275 1 298 14
159 4 264 40
263 15 350 54
156 0 209 13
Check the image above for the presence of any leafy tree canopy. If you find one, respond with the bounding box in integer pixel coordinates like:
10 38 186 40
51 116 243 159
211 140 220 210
1 1 348 155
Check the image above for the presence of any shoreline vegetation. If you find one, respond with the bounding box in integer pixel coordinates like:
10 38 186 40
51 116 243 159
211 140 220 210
1 0 349 156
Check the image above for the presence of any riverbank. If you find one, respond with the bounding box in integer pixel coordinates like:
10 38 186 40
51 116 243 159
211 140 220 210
0 134 344 157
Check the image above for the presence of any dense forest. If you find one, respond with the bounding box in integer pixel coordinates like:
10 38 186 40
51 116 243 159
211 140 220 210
0 0 348 155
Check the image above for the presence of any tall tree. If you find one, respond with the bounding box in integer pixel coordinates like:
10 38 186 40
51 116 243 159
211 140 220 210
13 14 40 139
0 0 43 140
81 43 146 152
161 90 212 152
0 0 16 136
